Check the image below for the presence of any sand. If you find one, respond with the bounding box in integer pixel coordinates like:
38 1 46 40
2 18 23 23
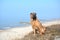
21 24 60 40
0 26 33 40
0 20 60 40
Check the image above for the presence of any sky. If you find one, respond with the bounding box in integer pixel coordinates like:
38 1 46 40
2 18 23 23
0 0 60 27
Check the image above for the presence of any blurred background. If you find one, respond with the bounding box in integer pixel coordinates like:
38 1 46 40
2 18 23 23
0 0 60 29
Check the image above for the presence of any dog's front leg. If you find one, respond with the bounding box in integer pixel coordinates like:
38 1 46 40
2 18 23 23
32 26 36 35
32 28 36 35
33 29 36 35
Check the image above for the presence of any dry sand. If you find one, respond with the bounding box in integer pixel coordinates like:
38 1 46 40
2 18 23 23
0 20 60 40
21 24 60 40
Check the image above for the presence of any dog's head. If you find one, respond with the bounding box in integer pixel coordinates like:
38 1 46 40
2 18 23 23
30 12 37 20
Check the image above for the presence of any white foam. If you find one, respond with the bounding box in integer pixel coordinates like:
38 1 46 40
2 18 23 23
0 20 60 40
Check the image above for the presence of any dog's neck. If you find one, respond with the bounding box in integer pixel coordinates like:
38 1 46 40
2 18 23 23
31 17 37 21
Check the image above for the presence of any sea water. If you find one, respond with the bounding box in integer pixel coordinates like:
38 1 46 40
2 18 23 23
0 18 47 30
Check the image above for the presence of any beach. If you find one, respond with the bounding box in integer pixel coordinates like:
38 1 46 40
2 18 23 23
0 20 60 40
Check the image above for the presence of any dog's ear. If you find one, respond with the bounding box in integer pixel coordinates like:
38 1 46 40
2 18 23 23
34 13 36 16
30 12 36 16
30 13 32 15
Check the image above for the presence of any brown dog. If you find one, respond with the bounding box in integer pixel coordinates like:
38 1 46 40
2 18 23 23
30 12 46 35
